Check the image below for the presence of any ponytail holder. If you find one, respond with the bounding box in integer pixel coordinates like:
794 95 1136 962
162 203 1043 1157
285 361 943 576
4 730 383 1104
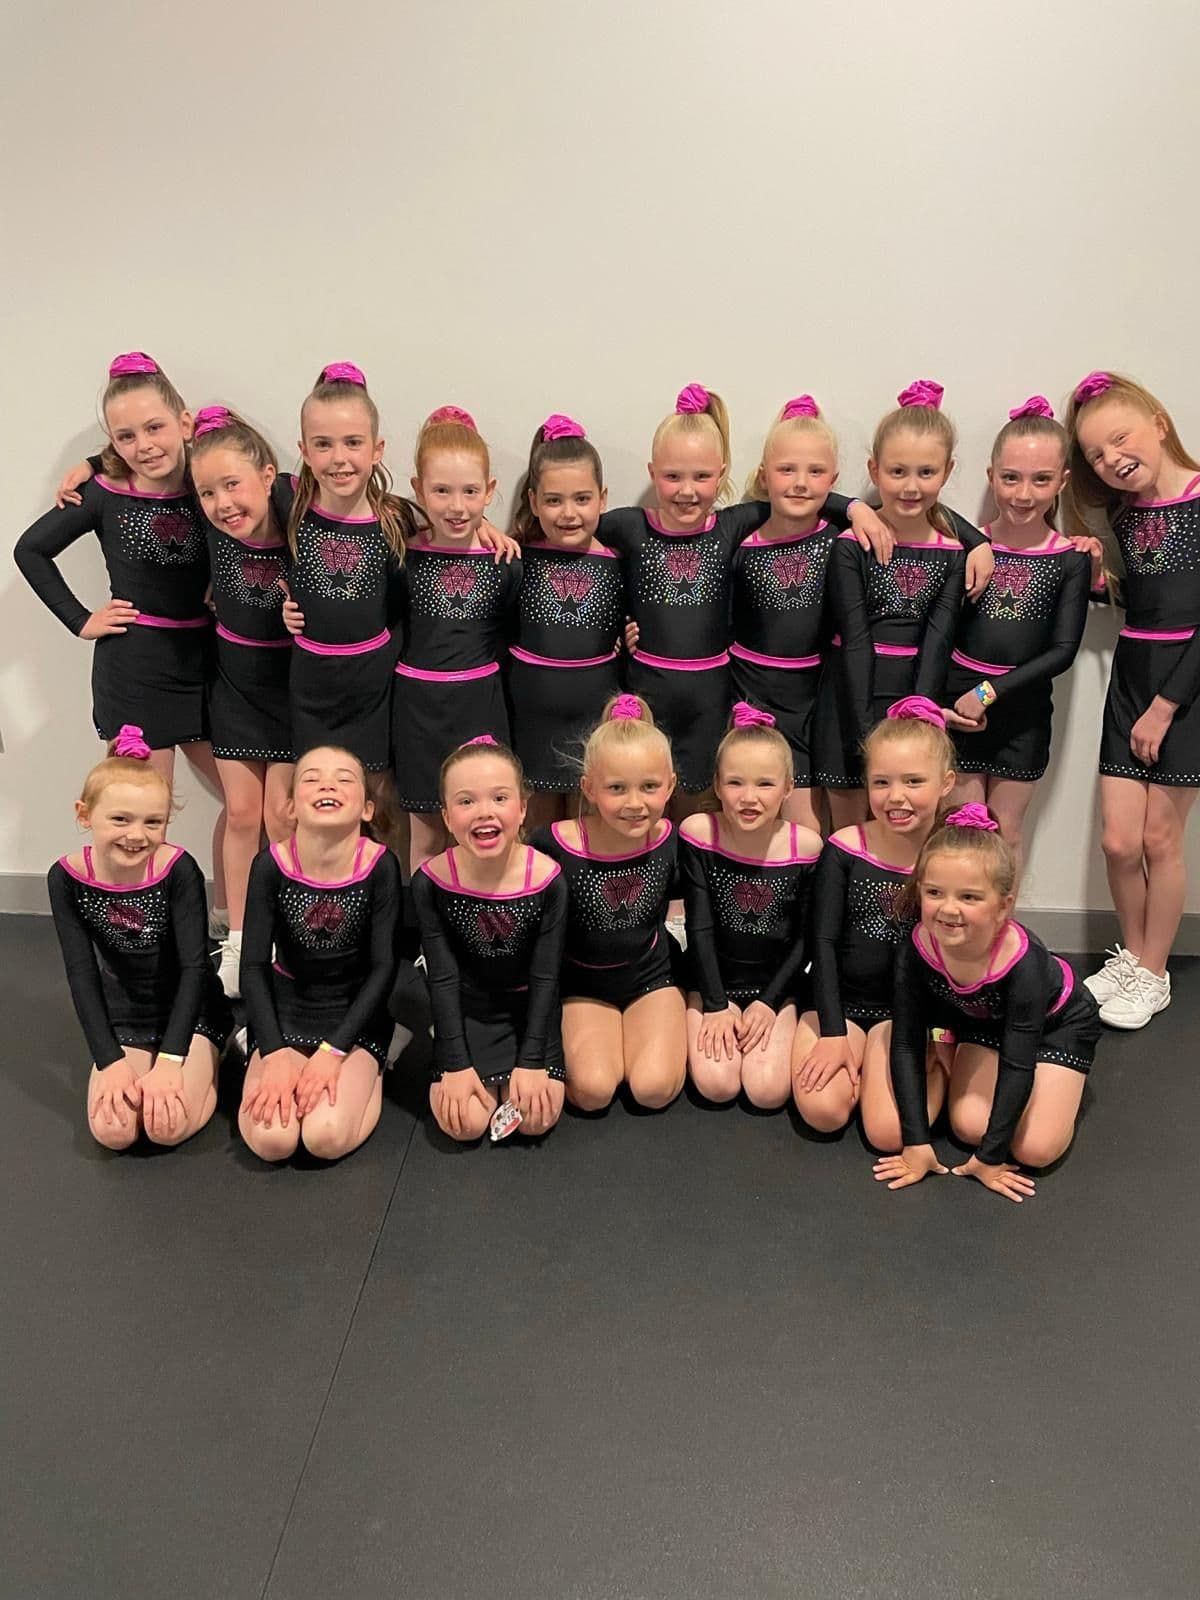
1009 395 1055 421
113 724 152 760
609 694 644 722
898 379 944 410
108 352 159 378
193 405 234 438
886 695 947 730
321 362 366 387
732 701 776 729
675 383 710 415
945 803 999 832
1073 371 1113 406
782 395 819 419
541 413 586 442
465 734 498 747
428 404 477 430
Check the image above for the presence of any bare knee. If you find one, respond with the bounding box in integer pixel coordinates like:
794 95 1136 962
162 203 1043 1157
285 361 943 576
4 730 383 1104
89 1115 139 1151
1010 1128 1073 1169
689 1051 742 1104
300 1111 356 1161
239 1111 301 1163
742 1061 791 1111
860 1100 901 1153
565 1057 623 1112
628 1053 685 1109
1143 819 1184 868
795 1078 856 1132
433 1102 491 1142
1100 821 1144 871
949 1098 990 1148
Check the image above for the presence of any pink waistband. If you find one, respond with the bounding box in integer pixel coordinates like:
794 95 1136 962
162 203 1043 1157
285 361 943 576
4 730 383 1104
295 628 391 657
951 648 1012 676
874 642 919 658
395 659 499 682
633 647 729 672
730 642 821 670
509 644 618 670
131 613 210 630
216 623 292 650
1120 626 1196 643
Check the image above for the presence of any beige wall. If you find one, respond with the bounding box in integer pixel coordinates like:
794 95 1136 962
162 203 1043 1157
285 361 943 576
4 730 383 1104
3 0 1198 918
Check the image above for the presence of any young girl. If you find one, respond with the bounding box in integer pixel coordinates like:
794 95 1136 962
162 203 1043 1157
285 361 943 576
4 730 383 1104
276 362 421 773
393 408 522 870
796 698 956 1140
680 704 821 1108
411 737 566 1142
47 729 231 1151
238 745 400 1163
944 397 1092 881
814 380 974 828
875 805 1102 1202
1065 371 1200 1029
189 405 294 996
508 414 623 831
532 695 686 1112
17 351 228 909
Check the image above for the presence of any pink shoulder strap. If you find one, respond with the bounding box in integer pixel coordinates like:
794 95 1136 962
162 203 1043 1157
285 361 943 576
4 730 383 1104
523 846 535 890
446 847 461 889
83 845 95 882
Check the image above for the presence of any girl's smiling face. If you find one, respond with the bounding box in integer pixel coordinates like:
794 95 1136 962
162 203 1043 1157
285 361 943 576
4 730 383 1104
868 428 952 524
441 752 526 857
919 849 1012 959
988 435 1068 531
291 748 372 831
582 746 675 843
1076 399 1168 497
76 778 171 875
648 431 724 532
300 396 384 509
104 387 192 487
761 434 838 527
866 734 954 837
715 740 792 833
192 445 276 542
531 461 607 549
413 447 496 543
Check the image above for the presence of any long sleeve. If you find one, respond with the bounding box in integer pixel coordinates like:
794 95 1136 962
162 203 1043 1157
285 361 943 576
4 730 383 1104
327 852 401 1055
811 845 851 1037
13 479 108 634
158 854 212 1059
47 864 123 1068
679 838 728 1012
913 555 966 702
828 538 874 739
889 938 935 1147
976 958 1049 1165
989 556 1091 702
944 507 988 552
411 869 471 1075
1160 629 1200 712
595 506 643 556
820 492 857 532
759 862 814 1013
516 873 567 1071
240 851 286 1059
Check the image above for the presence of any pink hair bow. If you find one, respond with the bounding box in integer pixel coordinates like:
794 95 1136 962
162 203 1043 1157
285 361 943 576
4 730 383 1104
897 379 944 411
1009 395 1055 421
945 803 999 832
886 695 947 730
321 362 366 387
193 405 234 438
609 694 644 722
782 395 819 419
109 352 159 378
731 701 776 729
675 383 710 414
542 413 586 441
1073 371 1113 406
428 404 477 430
113 724 152 759
465 734 498 747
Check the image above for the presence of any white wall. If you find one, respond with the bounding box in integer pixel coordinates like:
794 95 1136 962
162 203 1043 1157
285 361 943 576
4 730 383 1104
3 0 1198 917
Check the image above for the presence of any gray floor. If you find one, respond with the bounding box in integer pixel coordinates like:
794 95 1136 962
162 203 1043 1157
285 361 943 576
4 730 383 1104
2 912 1197 1600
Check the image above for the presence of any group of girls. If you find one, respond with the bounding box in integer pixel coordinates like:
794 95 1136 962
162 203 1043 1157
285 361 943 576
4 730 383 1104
17 355 1200 1194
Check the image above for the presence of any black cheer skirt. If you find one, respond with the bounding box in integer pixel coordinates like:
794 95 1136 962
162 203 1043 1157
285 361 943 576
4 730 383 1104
392 664 510 812
249 972 393 1069
1099 632 1200 787
209 633 293 763
420 974 565 1083
626 654 730 793
507 651 621 791
944 662 1053 782
289 635 394 773
106 968 232 1054
811 650 920 789
92 621 210 749
953 971 1101 1075
729 649 822 787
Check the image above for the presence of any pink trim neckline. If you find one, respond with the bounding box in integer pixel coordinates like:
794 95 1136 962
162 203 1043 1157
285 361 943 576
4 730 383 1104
913 921 1028 992
549 818 672 862
96 475 190 502
740 520 828 548
1132 475 1200 509
310 503 377 526
524 540 619 559
58 844 184 891
829 832 913 875
683 826 819 869
420 854 562 899
270 837 385 889
645 509 717 537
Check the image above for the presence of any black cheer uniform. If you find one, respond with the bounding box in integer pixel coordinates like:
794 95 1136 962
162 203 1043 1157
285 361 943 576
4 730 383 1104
206 526 292 762
814 533 965 787
410 846 566 1081
531 818 681 1010
272 477 399 772
392 543 521 811
1099 476 1200 785
891 924 1100 1164
507 540 624 790
680 814 818 1012
240 837 400 1067
47 845 231 1066
810 829 916 1032
16 475 212 748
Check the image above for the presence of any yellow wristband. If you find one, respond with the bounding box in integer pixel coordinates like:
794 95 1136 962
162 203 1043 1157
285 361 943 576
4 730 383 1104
317 1040 346 1057
156 1051 185 1064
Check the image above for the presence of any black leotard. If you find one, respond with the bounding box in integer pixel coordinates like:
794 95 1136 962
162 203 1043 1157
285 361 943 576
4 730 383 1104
810 830 916 1031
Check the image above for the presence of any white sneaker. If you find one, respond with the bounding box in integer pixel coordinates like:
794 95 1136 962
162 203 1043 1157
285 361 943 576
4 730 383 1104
665 913 688 952
217 931 243 999
1084 945 1138 1004
208 905 230 941
1099 965 1171 1030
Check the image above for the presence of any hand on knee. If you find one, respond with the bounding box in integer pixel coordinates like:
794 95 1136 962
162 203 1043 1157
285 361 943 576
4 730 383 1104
688 1050 742 1104
239 1110 301 1163
89 1114 140 1151
795 1080 856 1132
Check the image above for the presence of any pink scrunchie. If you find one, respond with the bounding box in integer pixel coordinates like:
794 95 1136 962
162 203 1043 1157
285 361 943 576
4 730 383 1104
1073 371 1113 406
428 404 477 430
898 379 944 411
1009 395 1055 421
465 734 498 747
731 701 776 729
675 383 710 415
193 405 234 438
113 724 152 759
886 696 947 730
321 362 366 387
108 352 159 378
782 395 819 419
542 413 586 441
945 803 999 832
609 694 644 722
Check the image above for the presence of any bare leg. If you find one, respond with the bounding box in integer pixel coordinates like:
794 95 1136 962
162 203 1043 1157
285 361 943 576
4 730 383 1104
301 1048 384 1160
948 771 987 810
563 1000 625 1111
525 792 569 833
181 740 228 911
949 1045 1085 1168
782 787 823 833
214 758 266 930
791 1009 860 1132
408 813 447 876
827 787 866 831
87 1046 153 1150
858 1021 946 1151
623 986 687 1108
430 1076 499 1141
1140 784 1198 975
1098 776 1150 958
263 761 295 843
740 1002 797 1110
142 1033 220 1147
686 993 743 1103
986 777 1038 891
238 1050 302 1162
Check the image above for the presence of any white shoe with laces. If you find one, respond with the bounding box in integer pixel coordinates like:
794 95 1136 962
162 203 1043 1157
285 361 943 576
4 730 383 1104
217 931 242 999
1098 965 1170 1030
1084 945 1138 1004
208 906 230 941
